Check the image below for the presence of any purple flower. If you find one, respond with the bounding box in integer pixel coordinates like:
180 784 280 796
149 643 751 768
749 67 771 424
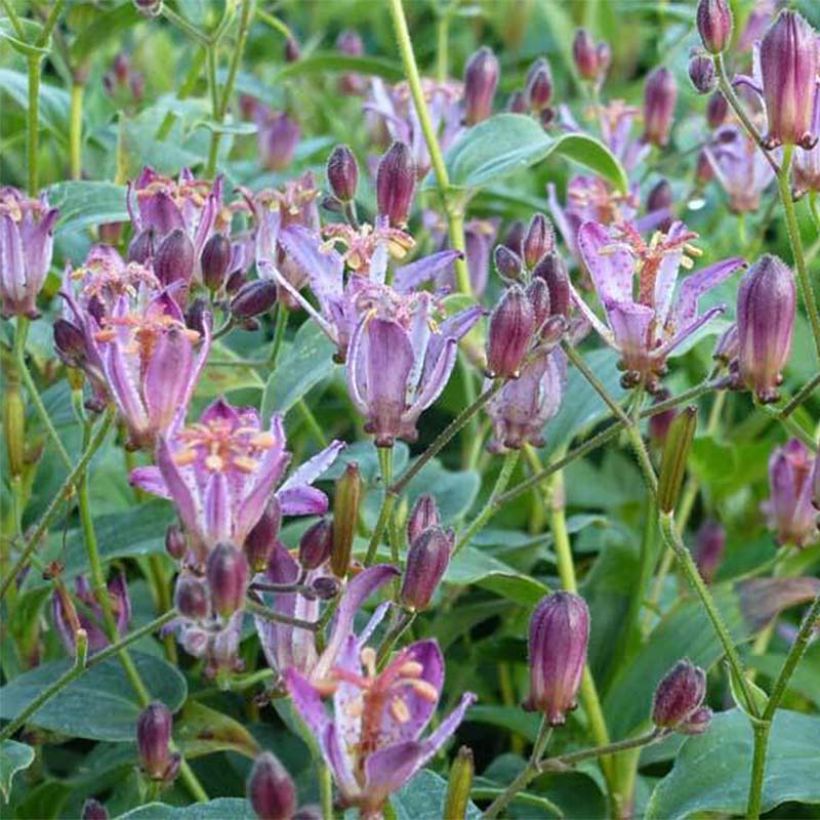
252 105 301 172
0 187 59 318
130 397 344 563
285 635 475 815
762 439 817 549
574 220 745 391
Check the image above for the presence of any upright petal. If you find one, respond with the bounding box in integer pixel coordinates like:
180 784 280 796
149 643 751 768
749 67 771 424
577 221 635 304
393 249 463 293
672 257 745 328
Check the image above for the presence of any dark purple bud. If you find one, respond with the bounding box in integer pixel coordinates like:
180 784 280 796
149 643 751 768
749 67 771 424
54 319 87 368
230 279 278 320
524 592 589 725
695 148 714 184
486 286 535 378
400 526 453 611
260 113 300 171
206 542 249 618
526 277 551 334
463 46 499 126
247 752 297 820
502 220 525 254
407 493 440 546
284 36 301 63
185 297 211 337
507 91 528 114
136 702 175 780
244 499 281 572
713 323 739 365
154 228 195 287
522 213 554 269
697 0 733 54
299 518 333 570
376 141 416 227
573 29 608 82
532 253 571 318
648 389 677 449
225 269 246 295
765 439 817 548
694 519 726 584
736 255 795 403
81 799 109 820
165 523 187 560
525 58 553 113
336 29 363 57
331 463 363 578
133 0 162 17
327 145 359 203
201 233 232 292
706 91 729 128
689 55 717 94
494 245 523 281
646 179 674 232
174 573 210 621
643 67 677 147
679 706 713 735
311 576 341 600
128 228 155 264
652 659 707 729
760 11 818 149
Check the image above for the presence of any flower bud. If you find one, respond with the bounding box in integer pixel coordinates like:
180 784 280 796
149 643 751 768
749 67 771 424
165 523 187 561
507 91 528 114
522 213 554 269
331 463 363 577
400 526 453 611
407 494 440 546
284 36 300 63
760 11 819 149
463 46 499 126
696 0 733 54
54 319 88 369
694 519 726 584
81 799 109 820
486 286 535 379
494 245 523 281
327 145 359 203
174 573 210 621
695 148 714 185
657 405 698 514
764 439 817 548
573 29 609 82
689 55 717 94
502 220 525 254
526 277 551 335
532 253 571 318
525 58 553 113
444 747 474 820
136 702 178 780
133 0 162 17
230 279 278 320
643 67 677 147
185 297 211 337
299 518 333 570
648 389 677 449
260 113 301 171
736 255 795 403
524 592 589 725
679 706 712 735
201 233 232 292
244 499 281 572
247 752 297 820
376 141 416 227
206 543 249 618
706 91 729 128
225 269 246 295
311 576 341 600
712 322 738 364
651 659 707 729
127 228 155 264
154 228 195 288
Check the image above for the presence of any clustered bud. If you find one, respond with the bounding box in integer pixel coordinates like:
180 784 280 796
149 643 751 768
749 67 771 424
244 499 281 572
463 47 499 126
696 0 733 54
299 518 333 570
174 573 210 621
154 228 195 288
230 279 278 321
763 439 818 549
201 233 232 293
406 493 440 546
400 526 454 611
206 542 249 618
136 702 180 782
651 660 710 733
572 29 610 84
688 54 717 95
486 286 536 378
525 58 553 115
247 752 297 820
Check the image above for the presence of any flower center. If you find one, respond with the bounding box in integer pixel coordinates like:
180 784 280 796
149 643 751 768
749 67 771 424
172 417 276 474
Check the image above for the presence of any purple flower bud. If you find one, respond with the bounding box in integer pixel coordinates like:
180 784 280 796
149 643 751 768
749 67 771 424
136 702 177 780
679 706 713 735
259 113 301 171
643 67 677 147
706 91 729 129
524 592 589 725
573 29 609 82
736 255 795 403
165 522 187 560
763 439 817 548
206 542 249 618
311 576 341 600
486 286 535 378
507 91 528 114
713 322 739 364
154 228 195 288
127 228 155 264
230 279 278 320
689 55 717 94
247 752 297 820
502 220 525 255
225 269 246 295
694 519 726 584
760 11 818 149
337 29 363 57
54 319 88 369
327 145 359 203
696 0 733 54
646 179 674 232
526 277 551 334
185 297 211 338
201 233 232 292
525 58 553 113
400 526 454 611
532 253 571 318
522 213 554 269
284 36 301 63
81 799 109 820
376 141 416 227
174 573 210 621
494 245 523 281
407 493 441 545
464 47 499 126
133 0 162 17
299 518 333 570
244 499 281 572
652 659 707 729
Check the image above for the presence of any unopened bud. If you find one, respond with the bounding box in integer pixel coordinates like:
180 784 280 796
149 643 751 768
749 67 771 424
165 523 187 560
133 0 162 18
657 405 698 513
486 286 535 379
376 141 416 227
185 297 211 337
526 277 551 334
206 542 249 618
507 91 528 114
331 463 363 577
247 752 297 820
327 145 359 203
444 747 475 820
311 576 341 600
284 36 300 63
679 705 713 735
646 179 674 232
694 519 725 584
532 252 571 318
502 220 525 254
174 573 210 621
522 213 554 269
128 228 155 264
652 659 707 729
689 54 717 94
706 91 729 128
712 322 738 364
154 228 195 287
225 269 246 295
525 58 553 113
400 526 453 611
573 29 609 82
54 319 88 368
244 499 281 572
136 702 178 781
407 493 440 546
299 518 333 570
696 0 733 54
230 279 278 320
494 245 523 281
81 799 109 820
463 47 499 126
643 67 677 147
201 233 232 292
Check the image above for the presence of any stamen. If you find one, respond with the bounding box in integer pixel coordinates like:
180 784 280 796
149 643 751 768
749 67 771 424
397 660 423 678
408 679 439 702
360 647 377 678
390 697 411 724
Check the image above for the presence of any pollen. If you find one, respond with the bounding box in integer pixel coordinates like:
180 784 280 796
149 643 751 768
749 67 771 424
390 697 411 724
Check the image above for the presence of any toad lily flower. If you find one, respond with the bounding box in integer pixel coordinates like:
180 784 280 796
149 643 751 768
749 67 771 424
575 220 745 391
0 186 59 318
130 398 344 563
285 636 476 817
762 439 818 549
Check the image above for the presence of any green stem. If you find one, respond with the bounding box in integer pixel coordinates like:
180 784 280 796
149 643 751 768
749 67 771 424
255 8 293 40
205 45 221 176
268 302 288 369
297 399 328 448
779 373 820 418
543 729 663 770
246 599 320 631
161 5 210 45
156 47 207 141
27 54 41 194
756 400 816 451
69 82 83 180
377 609 416 665
364 446 395 567
387 0 470 294
0 0 25 38
435 9 449 82
319 761 334 820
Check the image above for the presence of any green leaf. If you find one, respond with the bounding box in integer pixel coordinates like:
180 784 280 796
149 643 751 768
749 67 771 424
465 705 541 743
261 320 337 421
0 652 186 741
390 769 482 820
0 69 70 141
174 701 261 760
0 19 50 57
46 181 130 235
198 341 264 398
118 799 255 819
69 3 139 62
443 114 628 192
646 709 820 819
404 460 480 524
276 52 404 83
727 663 769 718
446 547 549 605
0 740 35 801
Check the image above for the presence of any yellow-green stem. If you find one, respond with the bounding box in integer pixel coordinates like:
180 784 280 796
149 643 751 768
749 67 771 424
69 82 84 180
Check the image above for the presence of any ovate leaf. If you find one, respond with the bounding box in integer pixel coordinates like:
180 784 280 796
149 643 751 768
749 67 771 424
47 181 130 235
174 701 261 760
119 799 255 819
0 740 35 801
390 769 482 820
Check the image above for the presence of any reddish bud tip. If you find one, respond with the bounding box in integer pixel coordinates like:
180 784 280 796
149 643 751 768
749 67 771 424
244 499 281 573
532 252 571 318
53 319 88 369
643 67 677 147
81 799 109 820
494 245 523 281
165 523 187 560
689 54 717 94
174 573 210 621
127 228 155 264
154 228 195 288
136 702 177 780
407 493 441 546
522 213 555 269
230 279 278 320
525 58 553 113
